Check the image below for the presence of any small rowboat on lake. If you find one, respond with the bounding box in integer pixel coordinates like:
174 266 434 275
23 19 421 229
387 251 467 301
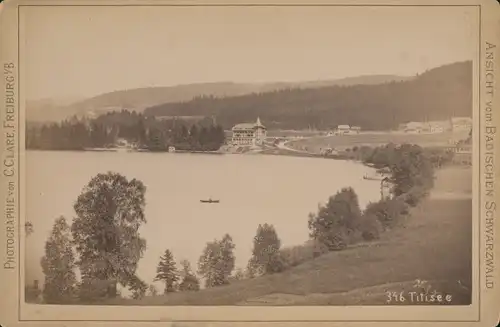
200 198 220 204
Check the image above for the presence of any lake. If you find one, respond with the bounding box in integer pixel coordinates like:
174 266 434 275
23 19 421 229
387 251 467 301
25 150 382 293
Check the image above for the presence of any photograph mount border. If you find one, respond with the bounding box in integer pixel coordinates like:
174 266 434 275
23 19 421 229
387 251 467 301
15 2 482 323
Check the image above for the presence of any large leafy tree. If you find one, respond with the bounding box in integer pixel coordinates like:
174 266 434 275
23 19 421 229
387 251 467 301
154 249 179 294
250 224 284 274
219 234 236 279
40 216 77 304
198 234 235 288
71 172 147 301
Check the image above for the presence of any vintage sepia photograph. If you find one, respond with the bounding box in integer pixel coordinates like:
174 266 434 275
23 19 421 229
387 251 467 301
0 0 499 324
22 3 477 307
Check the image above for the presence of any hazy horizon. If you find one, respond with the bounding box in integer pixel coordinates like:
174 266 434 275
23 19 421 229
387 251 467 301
27 71 419 103
21 5 478 101
26 63 468 104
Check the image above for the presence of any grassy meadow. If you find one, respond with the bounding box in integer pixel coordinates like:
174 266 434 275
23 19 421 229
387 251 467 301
285 131 470 153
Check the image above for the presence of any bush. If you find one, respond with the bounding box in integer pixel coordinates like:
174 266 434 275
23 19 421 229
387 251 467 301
279 240 328 268
358 146 374 161
308 188 362 251
364 197 409 229
178 274 200 291
358 214 383 241
266 253 287 273
402 186 429 207
320 229 349 251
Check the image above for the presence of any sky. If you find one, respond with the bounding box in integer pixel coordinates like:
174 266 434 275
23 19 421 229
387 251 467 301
21 5 479 101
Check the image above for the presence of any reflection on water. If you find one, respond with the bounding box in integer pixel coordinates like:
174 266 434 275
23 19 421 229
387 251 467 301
25 150 381 291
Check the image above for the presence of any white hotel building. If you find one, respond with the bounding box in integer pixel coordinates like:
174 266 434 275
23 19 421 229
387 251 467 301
231 117 267 146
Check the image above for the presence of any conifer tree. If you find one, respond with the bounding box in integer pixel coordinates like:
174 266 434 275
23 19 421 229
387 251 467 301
40 216 77 304
154 249 179 294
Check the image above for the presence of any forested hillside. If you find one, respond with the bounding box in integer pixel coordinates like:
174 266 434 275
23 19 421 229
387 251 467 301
144 61 472 131
27 75 410 123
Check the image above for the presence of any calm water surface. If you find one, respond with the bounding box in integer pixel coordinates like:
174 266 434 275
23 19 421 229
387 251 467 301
25 150 381 291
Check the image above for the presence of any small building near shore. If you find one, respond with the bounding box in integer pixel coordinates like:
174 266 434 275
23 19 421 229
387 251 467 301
428 123 445 134
402 122 424 134
168 146 176 153
336 125 351 135
231 117 267 146
451 117 472 132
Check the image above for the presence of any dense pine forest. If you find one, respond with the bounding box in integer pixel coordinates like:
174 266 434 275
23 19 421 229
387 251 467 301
144 61 472 130
26 110 226 151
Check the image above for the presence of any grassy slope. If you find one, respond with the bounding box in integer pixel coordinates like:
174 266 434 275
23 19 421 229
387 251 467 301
109 166 472 306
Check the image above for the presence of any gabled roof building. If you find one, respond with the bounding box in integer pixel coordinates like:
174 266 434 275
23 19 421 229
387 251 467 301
231 117 267 146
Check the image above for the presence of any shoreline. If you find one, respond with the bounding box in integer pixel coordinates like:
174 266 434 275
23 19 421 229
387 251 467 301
24 146 364 163
24 148 382 296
